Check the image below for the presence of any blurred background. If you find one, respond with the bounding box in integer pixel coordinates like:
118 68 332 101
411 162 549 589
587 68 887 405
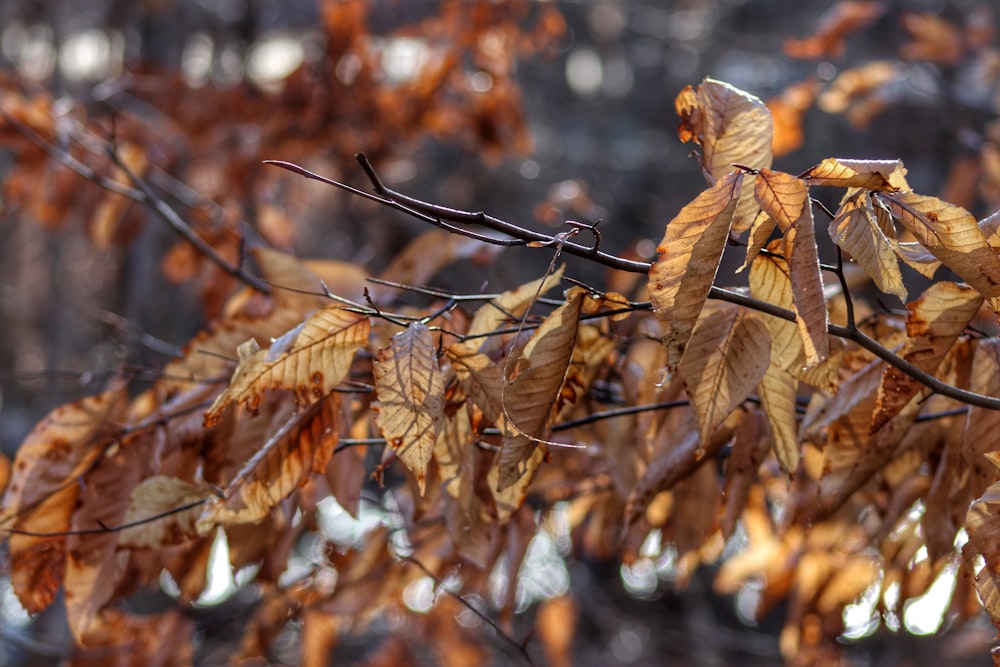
1 0 999 664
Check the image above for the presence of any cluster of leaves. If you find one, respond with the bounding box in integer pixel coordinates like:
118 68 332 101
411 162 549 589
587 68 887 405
5 3 1000 666
6 70 1000 665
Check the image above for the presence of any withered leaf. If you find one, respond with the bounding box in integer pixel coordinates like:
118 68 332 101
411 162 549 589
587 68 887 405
204 305 370 425
800 157 909 192
675 78 772 231
494 288 584 492
199 393 341 529
648 171 743 369
829 188 907 300
879 191 1000 312
871 282 982 432
373 322 446 494
677 303 771 446
117 476 218 549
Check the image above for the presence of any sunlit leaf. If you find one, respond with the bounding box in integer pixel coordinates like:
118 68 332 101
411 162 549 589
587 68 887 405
759 363 800 474
965 481 1000 628
800 158 909 191
677 303 771 446
373 322 447 494
783 1 885 59
829 188 907 300
199 394 341 528
648 171 743 368
879 191 1000 311
964 340 1000 494
871 282 982 432
676 78 772 231
204 305 370 425
749 248 805 372
463 265 565 347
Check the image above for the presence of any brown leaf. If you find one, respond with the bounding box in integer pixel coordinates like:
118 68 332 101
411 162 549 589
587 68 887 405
494 289 584 491
801 157 909 191
758 362 800 474
783 1 885 59
901 12 964 65
749 248 805 372
204 305 369 425
964 340 1000 495
199 393 341 528
828 189 907 300
767 79 822 157
676 78 772 231
536 595 577 667
879 191 1000 311
116 476 218 549
965 481 1000 628
1 383 128 615
370 229 502 303
721 408 771 537
678 303 771 447
871 282 983 432
373 322 447 494
648 171 744 369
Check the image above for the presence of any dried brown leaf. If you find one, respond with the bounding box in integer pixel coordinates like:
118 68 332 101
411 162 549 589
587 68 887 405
871 282 983 432
879 191 1000 311
801 157 909 191
199 393 341 529
648 171 743 368
204 305 369 425
676 78 772 231
677 303 771 446
828 189 907 300
374 322 447 494
783 1 885 59
117 476 218 549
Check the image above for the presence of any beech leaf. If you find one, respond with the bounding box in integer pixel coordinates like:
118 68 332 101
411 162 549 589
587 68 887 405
117 476 218 549
677 303 771 446
676 78 772 231
204 305 370 425
800 157 909 191
829 189 907 300
879 191 1000 311
871 281 983 432
373 322 446 495
648 171 743 369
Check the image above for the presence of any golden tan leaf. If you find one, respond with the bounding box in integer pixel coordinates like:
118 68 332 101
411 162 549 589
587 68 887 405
199 394 341 529
767 79 821 157
879 191 1000 311
739 211 777 273
676 78 772 231
302 610 338 667
536 595 577 667
648 171 744 368
800 158 909 191
70 608 194 667
204 305 370 425
495 289 584 491
117 476 218 549
871 282 983 432
828 189 907 300
901 12 964 65
1 383 128 615
446 347 505 425
373 322 446 494
755 168 809 232
370 229 502 303
463 265 565 348
758 363 800 474
677 303 771 446
749 249 805 372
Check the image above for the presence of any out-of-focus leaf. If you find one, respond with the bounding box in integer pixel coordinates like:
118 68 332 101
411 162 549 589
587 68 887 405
0 383 128 615
536 594 577 667
818 61 900 127
69 608 194 667
801 158 909 191
964 340 1000 495
755 168 829 366
204 305 370 425
370 229 502 303
871 282 982 432
965 480 1000 628
117 476 218 549
767 79 822 157
720 408 771 537
495 289 584 491
901 12 964 65
677 303 770 446
374 322 446 494
199 394 341 529
675 78 772 231
879 191 1000 312
783 1 886 59
829 189 907 300
648 171 743 369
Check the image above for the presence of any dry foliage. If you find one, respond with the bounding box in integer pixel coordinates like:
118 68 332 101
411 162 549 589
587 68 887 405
4 2 1000 666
